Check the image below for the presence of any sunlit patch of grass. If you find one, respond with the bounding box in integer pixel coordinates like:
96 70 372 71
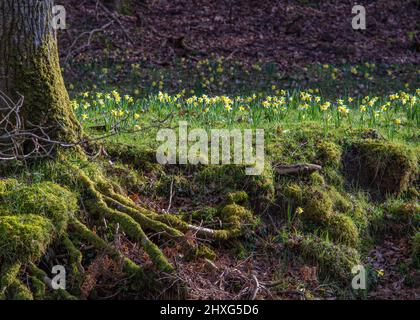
72 87 419 145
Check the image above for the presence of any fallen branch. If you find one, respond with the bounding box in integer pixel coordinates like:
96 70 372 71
97 0 135 45
275 163 322 176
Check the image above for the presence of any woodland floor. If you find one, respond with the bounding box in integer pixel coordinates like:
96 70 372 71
55 0 420 300
0 0 418 300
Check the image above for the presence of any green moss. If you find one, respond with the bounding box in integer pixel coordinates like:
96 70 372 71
284 184 333 223
345 205 369 231
218 204 255 237
9 280 33 300
316 141 342 167
0 262 21 298
11 36 81 143
304 187 334 222
29 276 46 300
282 182 304 202
104 142 162 174
103 162 147 195
0 179 19 193
226 191 249 206
0 182 78 234
195 244 217 261
0 215 54 262
70 220 144 278
196 163 274 213
326 214 359 247
343 139 417 198
309 172 325 186
185 207 218 223
323 167 345 188
287 234 360 284
411 233 420 269
158 173 192 197
282 183 364 246
328 187 352 213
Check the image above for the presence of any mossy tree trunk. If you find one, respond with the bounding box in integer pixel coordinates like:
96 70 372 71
0 0 82 146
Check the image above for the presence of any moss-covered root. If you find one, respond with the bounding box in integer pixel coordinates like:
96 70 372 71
9 279 34 300
103 193 253 240
70 219 143 277
76 163 253 259
102 194 184 238
76 168 174 272
0 262 21 299
61 235 84 280
0 262 33 300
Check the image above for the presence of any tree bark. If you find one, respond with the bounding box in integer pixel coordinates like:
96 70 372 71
0 0 82 145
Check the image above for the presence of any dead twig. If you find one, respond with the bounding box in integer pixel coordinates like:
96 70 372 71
65 21 114 64
250 274 260 300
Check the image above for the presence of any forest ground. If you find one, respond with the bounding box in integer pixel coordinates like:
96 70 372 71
0 0 418 300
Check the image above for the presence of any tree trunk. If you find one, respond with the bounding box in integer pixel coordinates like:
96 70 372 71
0 0 81 145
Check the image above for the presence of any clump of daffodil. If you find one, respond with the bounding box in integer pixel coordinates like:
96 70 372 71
71 101 79 110
112 90 121 103
320 101 330 111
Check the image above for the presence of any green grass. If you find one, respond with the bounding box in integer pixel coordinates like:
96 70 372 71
64 57 419 150
72 88 419 149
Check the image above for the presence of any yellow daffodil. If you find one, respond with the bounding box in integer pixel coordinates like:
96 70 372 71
394 118 402 125
338 106 349 114
296 207 304 215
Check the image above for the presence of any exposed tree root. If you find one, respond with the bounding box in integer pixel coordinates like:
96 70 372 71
69 219 143 278
0 262 21 299
0 155 255 299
